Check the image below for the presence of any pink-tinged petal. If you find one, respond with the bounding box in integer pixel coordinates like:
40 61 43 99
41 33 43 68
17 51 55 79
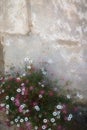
18 106 23 113
15 99 20 106
26 122 32 130
39 90 45 95
29 86 34 91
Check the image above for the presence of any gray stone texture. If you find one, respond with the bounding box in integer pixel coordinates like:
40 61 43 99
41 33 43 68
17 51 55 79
0 0 87 98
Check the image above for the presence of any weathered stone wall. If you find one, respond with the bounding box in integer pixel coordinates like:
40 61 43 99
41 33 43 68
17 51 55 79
0 0 87 99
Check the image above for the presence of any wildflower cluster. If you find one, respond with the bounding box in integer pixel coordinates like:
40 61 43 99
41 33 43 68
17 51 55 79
0 64 77 130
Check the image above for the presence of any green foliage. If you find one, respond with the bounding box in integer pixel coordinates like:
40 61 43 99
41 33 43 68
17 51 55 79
0 70 76 130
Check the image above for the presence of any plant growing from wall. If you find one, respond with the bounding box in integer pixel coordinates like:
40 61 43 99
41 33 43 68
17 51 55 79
0 62 81 130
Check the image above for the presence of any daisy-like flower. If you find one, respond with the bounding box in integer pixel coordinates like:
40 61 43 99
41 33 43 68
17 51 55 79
17 124 20 127
43 119 47 123
69 114 73 118
66 94 71 99
39 94 43 98
42 125 47 129
11 97 15 101
67 116 71 121
24 57 29 62
20 119 24 123
2 89 5 93
56 105 63 110
50 118 55 123
5 96 9 100
52 111 57 116
34 126 38 130
16 88 21 93
14 119 18 123
24 117 28 122
34 105 40 111
6 104 9 109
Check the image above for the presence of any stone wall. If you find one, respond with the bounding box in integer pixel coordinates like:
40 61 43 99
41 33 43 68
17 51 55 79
0 0 87 100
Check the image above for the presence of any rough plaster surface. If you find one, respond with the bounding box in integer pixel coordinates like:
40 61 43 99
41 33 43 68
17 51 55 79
0 0 87 97
0 0 29 34
0 1 87 129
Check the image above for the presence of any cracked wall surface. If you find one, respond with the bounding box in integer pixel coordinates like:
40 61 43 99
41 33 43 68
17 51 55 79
0 0 87 100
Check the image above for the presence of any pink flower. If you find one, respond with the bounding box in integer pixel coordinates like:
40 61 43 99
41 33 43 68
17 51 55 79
15 99 20 106
16 77 21 82
29 86 34 91
32 102 37 106
26 122 32 130
18 106 23 113
24 88 28 95
39 90 45 95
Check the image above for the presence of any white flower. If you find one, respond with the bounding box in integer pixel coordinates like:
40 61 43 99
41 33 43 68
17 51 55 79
67 117 71 121
10 121 14 125
20 119 24 123
5 96 9 100
42 125 46 129
21 83 25 86
43 119 47 123
17 116 20 119
0 103 5 107
56 115 60 119
53 112 57 116
34 105 40 111
26 109 29 113
34 126 38 130
69 114 73 118
17 88 21 93
2 89 5 93
24 117 28 122
22 73 26 77
6 104 9 109
48 128 51 130
76 92 83 99
66 94 71 99
11 97 15 101
16 77 21 80
15 119 18 123
41 84 45 88
24 57 29 62
20 104 26 109
50 118 55 123
27 65 31 70
17 124 20 127
56 105 63 110
39 94 43 98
